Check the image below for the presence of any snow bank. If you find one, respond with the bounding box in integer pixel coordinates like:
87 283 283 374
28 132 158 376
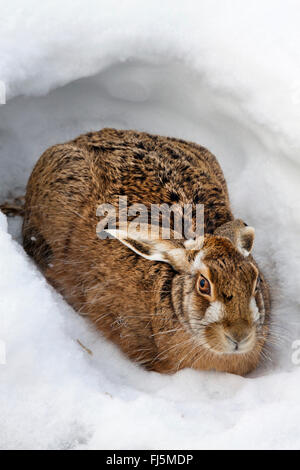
1 0 300 449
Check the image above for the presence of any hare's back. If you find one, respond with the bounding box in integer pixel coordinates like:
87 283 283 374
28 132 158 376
72 128 230 209
23 128 232 268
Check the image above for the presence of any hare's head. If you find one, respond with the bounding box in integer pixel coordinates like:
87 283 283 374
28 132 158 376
106 219 267 357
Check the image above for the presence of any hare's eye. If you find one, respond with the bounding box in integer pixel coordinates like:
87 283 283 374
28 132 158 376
197 275 211 296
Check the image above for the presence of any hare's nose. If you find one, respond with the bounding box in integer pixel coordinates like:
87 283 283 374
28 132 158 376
225 320 251 351
225 334 239 351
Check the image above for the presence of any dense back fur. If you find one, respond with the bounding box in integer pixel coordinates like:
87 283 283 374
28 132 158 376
23 128 270 375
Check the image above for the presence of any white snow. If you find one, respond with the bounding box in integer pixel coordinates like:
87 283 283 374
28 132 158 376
1 0 300 449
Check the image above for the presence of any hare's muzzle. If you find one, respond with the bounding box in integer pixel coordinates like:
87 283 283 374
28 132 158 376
223 320 255 354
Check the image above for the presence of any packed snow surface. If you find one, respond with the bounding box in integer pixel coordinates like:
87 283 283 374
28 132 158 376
1 0 300 449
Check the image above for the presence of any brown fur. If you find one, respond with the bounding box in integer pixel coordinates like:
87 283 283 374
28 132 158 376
23 128 270 375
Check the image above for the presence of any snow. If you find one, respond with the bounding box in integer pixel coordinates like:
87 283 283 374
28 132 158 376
1 0 300 449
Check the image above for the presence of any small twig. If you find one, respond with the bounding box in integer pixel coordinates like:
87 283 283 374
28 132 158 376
0 196 25 217
76 339 93 356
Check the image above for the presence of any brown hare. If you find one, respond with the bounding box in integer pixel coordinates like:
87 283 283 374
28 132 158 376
23 128 270 375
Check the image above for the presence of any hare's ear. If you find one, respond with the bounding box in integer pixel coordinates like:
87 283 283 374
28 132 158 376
236 226 255 257
104 229 193 272
214 219 255 257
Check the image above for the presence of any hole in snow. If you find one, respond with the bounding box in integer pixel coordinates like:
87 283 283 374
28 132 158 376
1 58 300 449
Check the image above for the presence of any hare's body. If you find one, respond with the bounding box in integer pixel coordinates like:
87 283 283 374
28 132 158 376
23 128 270 375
